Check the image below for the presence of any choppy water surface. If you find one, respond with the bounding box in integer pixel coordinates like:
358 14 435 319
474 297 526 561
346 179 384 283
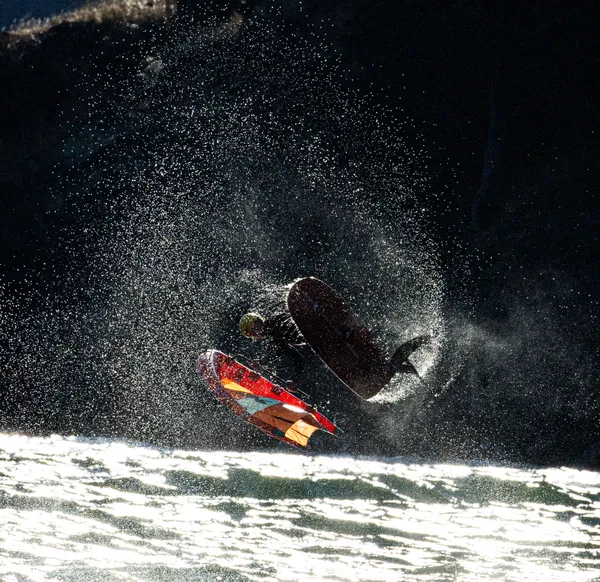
1 434 599 581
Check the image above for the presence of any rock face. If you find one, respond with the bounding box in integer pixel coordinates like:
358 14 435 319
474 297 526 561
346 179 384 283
0 0 597 466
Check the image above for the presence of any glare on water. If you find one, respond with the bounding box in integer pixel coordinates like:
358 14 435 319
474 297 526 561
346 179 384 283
1 434 599 581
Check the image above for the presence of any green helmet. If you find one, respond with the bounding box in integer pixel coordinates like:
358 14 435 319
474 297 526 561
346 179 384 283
239 312 266 340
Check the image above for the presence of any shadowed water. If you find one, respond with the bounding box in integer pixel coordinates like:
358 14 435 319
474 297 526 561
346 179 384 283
1 434 599 581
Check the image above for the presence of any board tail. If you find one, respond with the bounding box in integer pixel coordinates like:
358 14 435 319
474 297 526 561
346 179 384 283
388 334 430 378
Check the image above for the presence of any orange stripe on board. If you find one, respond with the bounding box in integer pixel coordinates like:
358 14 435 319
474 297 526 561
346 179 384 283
221 378 253 394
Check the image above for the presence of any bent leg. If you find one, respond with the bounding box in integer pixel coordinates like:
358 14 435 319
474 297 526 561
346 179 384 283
388 334 430 378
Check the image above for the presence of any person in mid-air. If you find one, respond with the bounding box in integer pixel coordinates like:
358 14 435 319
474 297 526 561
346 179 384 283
240 310 430 385
239 312 306 390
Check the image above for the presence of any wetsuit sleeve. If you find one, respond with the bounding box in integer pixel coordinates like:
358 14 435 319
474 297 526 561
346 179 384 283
282 343 305 380
259 340 305 382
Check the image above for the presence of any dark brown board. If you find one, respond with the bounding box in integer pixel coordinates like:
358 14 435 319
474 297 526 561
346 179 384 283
287 277 389 399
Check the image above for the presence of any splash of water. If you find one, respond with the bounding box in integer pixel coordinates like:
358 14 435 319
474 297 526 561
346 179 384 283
0 12 456 447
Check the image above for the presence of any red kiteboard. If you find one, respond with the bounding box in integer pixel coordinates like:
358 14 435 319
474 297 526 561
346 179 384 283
196 349 337 448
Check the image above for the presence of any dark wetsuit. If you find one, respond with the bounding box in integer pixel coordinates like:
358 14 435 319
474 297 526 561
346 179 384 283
260 313 306 383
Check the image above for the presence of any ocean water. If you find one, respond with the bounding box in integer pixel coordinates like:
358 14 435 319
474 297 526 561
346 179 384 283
1 434 599 581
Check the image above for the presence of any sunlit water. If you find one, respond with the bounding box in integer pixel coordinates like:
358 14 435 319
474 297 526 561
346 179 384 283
1 434 599 581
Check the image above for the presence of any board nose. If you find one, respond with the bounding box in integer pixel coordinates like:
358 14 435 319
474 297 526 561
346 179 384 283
195 349 215 374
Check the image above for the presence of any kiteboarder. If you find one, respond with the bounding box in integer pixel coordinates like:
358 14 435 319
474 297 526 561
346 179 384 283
239 312 306 390
239 278 431 400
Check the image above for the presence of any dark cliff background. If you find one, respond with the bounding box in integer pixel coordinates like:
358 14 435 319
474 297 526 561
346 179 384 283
0 1 84 29
0 0 598 466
